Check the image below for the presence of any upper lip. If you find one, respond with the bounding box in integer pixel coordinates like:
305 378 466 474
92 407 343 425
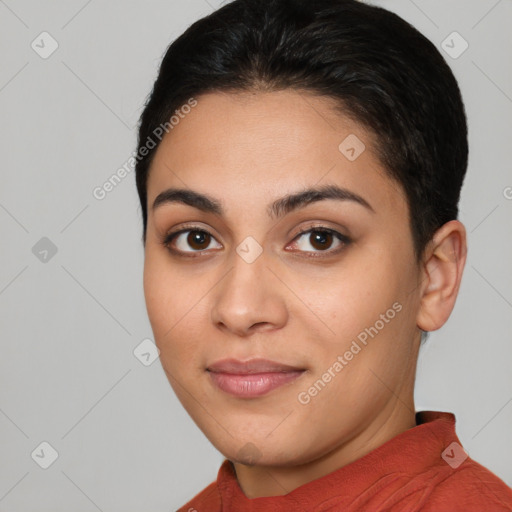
207 358 305 374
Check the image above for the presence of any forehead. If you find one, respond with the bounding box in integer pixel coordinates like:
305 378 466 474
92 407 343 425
146 90 407 219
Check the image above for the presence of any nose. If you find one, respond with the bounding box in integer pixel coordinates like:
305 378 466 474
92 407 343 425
210 249 288 337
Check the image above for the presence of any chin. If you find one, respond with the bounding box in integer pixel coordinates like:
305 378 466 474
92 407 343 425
207 428 313 468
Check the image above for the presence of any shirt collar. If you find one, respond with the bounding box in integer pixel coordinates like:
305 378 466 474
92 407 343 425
216 411 459 510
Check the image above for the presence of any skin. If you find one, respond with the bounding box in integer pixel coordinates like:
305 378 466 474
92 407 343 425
142 89 467 498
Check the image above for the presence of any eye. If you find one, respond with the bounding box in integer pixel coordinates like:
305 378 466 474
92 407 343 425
163 228 222 255
162 224 350 258
287 226 350 255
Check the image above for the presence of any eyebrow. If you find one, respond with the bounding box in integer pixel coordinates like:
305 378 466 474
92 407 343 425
151 184 375 219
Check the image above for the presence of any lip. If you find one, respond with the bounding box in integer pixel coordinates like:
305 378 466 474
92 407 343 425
207 358 305 374
207 358 306 398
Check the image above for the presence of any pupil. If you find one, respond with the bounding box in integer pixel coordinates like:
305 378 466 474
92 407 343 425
311 231 332 250
188 231 209 249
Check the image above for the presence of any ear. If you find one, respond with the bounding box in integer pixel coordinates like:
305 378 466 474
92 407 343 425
416 220 467 332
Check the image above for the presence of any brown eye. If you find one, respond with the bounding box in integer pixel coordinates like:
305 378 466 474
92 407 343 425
309 230 334 250
163 228 222 255
187 230 211 250
289 227 350 254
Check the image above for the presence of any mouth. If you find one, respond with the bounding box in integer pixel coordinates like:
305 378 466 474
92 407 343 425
206 358 306 398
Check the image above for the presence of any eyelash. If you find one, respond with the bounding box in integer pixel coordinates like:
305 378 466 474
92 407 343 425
288 225 351 258
161 223 351 259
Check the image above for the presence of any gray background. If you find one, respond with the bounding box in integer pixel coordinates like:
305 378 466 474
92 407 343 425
0 0 511 510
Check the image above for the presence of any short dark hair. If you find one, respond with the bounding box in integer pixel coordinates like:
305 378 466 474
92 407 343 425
135 0 468 259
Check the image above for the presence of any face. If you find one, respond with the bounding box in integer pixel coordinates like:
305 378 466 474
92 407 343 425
143 90 423 468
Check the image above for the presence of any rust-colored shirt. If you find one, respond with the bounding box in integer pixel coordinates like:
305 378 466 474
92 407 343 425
177 411 512 511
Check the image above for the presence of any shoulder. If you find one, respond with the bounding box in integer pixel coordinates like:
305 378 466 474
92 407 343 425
176 481 221 512
421 457 512 511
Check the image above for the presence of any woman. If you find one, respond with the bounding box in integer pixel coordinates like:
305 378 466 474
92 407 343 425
134 0 512 509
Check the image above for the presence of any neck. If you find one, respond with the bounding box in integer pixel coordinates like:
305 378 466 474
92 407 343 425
232 391 417 498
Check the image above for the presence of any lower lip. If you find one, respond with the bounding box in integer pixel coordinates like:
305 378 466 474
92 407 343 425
208 371 304 398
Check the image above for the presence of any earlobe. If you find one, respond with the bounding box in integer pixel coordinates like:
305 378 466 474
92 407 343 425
416 220 467 332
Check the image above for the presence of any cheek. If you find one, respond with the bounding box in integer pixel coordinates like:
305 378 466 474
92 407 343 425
143 248 208 366
143 250 189 345
143 251 170 331
319 255 400 329
311 249 414 362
